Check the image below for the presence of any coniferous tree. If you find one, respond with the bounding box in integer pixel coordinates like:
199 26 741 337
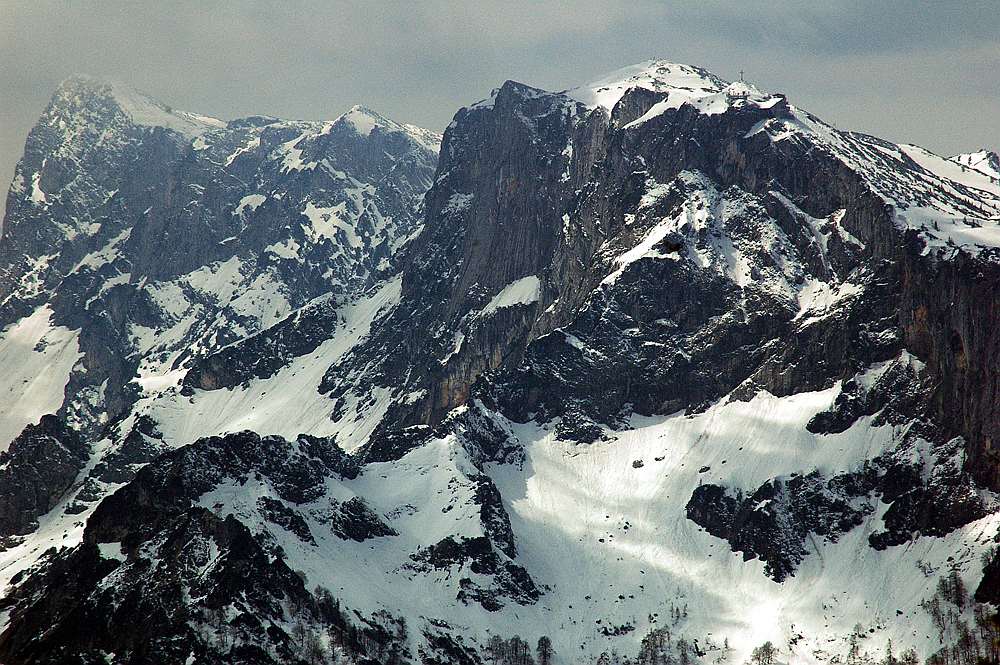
846 630 863 665
304 630 328 665
510 635 534 665
292 618 310 651
536 636 554 665
750 641 778 665
880 639 897 665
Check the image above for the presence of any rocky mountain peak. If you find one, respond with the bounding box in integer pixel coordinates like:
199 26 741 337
0 76 440 453
45 74 225 138
951 148 1000 180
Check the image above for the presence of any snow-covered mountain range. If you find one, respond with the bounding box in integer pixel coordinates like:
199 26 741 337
0 61 999 665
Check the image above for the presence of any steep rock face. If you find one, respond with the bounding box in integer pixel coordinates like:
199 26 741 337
475 76 1000 492
317 81 608 429
0 415 88 544
898 249 1000 488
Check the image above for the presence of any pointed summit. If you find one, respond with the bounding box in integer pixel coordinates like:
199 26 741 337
335 104 394 136
333 104 441 153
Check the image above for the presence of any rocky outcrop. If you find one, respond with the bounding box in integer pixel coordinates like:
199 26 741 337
89 414 168 485
328 497 396 542
687 434 989 580
686 470 878 582
258 496 316 544
409 535 539 611
0 416 88 544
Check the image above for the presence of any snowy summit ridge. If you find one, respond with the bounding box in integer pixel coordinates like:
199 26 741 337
334 104 442 152
48 74 226 137
563 59 728 110
951 148 1000 181
561 58 788 130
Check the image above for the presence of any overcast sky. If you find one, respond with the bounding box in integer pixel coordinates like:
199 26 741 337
2 1 998 201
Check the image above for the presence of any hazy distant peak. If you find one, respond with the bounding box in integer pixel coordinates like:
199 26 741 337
47 74 225 137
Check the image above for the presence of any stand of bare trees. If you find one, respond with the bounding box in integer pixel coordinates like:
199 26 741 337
919 569 1000 665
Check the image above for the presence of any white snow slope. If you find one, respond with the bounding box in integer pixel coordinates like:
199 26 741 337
180 371 996 665
0 306 81 451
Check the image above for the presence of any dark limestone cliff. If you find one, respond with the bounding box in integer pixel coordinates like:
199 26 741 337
319 81 609 427
0 416 88 544
897 247 1000 489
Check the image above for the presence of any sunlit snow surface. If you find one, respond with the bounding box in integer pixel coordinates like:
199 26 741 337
486 395 997 663
0 307 81 451
171 383 997 665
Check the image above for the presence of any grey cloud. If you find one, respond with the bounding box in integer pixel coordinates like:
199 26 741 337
664 1 1000 55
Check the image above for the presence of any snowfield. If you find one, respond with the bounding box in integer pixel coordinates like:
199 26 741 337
0 307 81 451
133 276 403 451
166 376 998 665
